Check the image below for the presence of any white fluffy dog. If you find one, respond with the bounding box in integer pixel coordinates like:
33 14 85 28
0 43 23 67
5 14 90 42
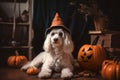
21 28 74 79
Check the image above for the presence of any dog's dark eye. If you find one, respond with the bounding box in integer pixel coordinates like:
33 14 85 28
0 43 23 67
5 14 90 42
59 32 63 37
51 32 55 36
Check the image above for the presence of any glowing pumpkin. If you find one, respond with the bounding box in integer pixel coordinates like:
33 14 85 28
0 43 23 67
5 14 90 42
78 44 106 72
101 60 120 80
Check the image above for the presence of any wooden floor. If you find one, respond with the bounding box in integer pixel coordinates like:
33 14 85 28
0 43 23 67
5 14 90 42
0 66 103 80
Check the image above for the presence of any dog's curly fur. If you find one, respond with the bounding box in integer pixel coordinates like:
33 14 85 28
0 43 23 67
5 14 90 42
21 28 74 79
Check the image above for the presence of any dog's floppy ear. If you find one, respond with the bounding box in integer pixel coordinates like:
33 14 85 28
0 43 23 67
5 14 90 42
43 34 52 52
63 32 74 54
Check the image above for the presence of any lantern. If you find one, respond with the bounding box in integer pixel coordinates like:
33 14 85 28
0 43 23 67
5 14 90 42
78 44 106 72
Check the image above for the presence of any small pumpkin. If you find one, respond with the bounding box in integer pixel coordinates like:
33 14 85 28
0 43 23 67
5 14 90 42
78 44 106 71
101 60 120 80
26 67 39 75
7 50 28 67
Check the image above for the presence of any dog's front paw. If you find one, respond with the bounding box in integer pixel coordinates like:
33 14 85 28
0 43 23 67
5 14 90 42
61 72 73 79
21 65 28 71
61 68 73 79
21 62 31 71
38 71 51 78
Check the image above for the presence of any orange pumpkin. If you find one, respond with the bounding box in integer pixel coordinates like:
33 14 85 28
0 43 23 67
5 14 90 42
7 50 28 67
26 67 39 75
101 60 120 80
78 44 106 72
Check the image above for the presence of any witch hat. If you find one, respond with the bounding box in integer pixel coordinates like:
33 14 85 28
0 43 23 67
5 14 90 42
46 12 70 35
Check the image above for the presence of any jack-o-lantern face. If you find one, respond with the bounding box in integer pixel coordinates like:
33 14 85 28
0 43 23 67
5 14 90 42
80 47 93 62
78 44 106 71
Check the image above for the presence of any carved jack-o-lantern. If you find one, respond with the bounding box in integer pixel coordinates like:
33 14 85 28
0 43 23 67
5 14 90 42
80 46 93 62
78 44 106 71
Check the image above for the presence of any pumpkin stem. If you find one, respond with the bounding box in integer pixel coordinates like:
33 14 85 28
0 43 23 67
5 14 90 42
15 50 19 56
115 57 120 64
113 56 120 64
107 51 114 60
92 35 99 45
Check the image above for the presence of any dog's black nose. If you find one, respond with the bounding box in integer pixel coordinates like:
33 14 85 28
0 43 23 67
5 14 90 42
54 38 58 42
